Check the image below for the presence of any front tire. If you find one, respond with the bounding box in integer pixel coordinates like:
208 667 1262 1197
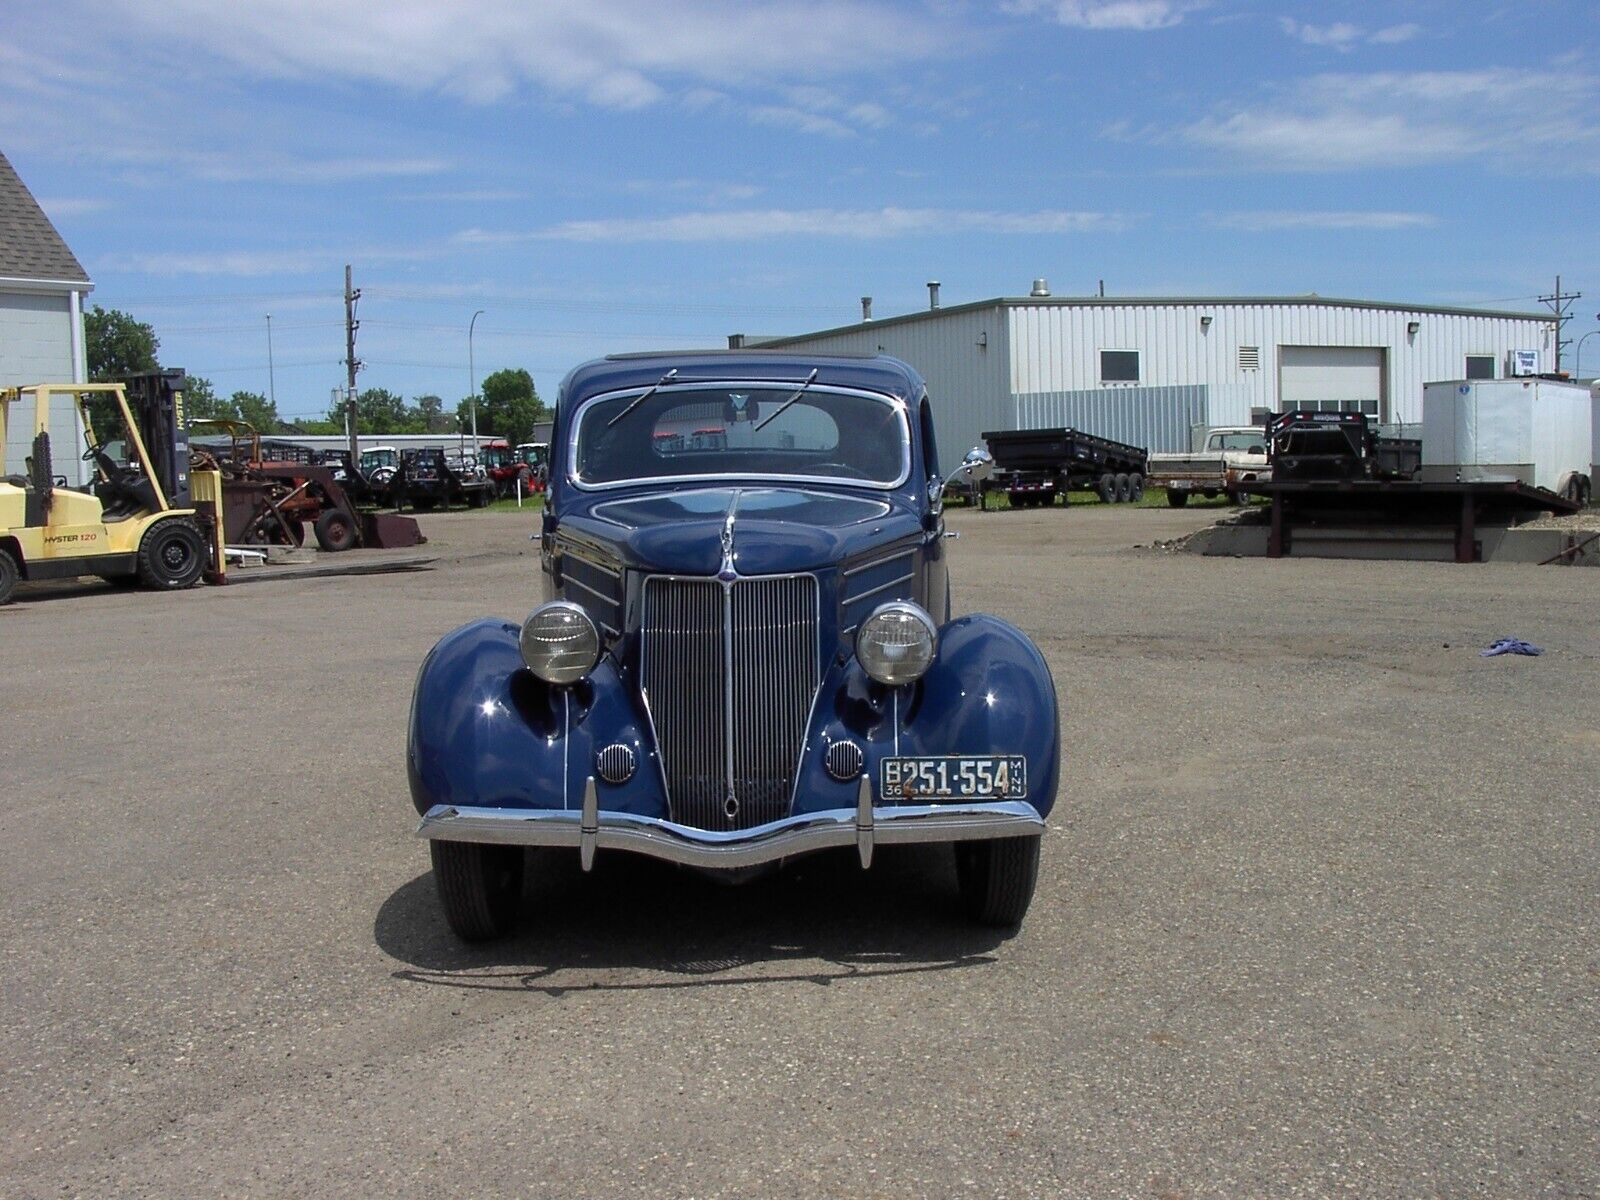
0 547 18 605
137 518 206 590
955 835 1041 927
429 840 524 941
1166 490 1189 508
314 508 357 552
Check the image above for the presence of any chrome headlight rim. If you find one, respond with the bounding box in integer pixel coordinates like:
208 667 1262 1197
518 600 601 686
856 600 938 687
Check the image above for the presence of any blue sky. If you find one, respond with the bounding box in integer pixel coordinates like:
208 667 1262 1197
5 1 1598 418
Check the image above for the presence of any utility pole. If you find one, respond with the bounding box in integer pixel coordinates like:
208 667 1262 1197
344 264 362 463
1538 275 1582 373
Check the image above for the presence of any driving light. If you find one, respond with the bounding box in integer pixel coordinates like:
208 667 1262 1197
519 601 600 685
856 602 937 686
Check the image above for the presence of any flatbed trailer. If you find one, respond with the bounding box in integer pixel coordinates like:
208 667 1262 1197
982 426 1149 507
1256 478 1580 563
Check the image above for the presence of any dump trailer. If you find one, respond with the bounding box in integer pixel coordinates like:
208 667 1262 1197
982 426 1149 506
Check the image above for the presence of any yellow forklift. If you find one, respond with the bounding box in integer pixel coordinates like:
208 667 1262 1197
0 373 224 604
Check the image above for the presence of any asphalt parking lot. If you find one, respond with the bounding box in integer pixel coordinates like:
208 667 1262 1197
4 504 1597 1198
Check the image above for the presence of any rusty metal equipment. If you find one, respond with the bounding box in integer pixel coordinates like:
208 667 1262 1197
191 420 424 551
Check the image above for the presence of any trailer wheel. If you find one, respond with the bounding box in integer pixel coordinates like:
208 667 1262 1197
1114 473 1131 502
0 547 18 605
1097 473 1117 503
1166 490 1189 508
430 840 524 941
314 509 357 552
137 518 206 591
1127 473 1144 502
955 835 1041 927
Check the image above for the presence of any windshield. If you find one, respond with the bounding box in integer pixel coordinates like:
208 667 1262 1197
571 384 909 488
1209 432 1267 453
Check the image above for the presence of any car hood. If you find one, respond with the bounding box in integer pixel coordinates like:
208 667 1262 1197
559 485 919 576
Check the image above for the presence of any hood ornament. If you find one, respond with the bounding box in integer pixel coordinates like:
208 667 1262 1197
717 490 741 581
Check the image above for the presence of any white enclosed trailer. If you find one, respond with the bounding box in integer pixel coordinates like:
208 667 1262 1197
1421 378 1593 503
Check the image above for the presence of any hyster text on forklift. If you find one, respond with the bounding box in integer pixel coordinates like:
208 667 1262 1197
0 371 225 605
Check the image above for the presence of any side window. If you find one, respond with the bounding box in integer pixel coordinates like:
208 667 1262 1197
1100 349 1140 383
919 395 940 482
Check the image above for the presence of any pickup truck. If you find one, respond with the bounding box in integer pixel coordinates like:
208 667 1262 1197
1145 426 1269 507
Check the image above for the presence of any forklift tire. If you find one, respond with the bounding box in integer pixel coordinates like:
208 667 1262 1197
137 518 206 591
1097 473 1117 503
314 509 357 552
0 547 18 606
1166 490 1189 508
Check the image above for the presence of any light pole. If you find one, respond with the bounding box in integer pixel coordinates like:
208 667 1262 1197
1574 317 1600 380
265 314 276 408
468 309 485 454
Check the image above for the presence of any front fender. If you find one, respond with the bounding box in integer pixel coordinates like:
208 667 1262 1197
406 618 662 818
798 613 1061 819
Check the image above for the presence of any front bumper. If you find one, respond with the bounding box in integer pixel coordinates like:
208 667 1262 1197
416 778 1044 872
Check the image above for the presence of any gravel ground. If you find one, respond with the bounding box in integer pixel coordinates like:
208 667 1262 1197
2 504 1596 1198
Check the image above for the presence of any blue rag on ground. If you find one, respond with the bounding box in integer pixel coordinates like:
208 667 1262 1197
1481 638 1542 657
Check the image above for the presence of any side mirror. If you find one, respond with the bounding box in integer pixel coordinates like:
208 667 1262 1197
947 446 993 485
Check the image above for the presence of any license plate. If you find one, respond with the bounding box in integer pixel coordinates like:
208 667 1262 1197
880 756 1027 801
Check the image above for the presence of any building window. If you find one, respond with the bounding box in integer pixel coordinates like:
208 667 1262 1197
1100 349 1140 383
1465 354 1495 380
1238 345 1261 371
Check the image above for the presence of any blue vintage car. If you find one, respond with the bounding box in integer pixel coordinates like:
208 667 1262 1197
408 352 1059 939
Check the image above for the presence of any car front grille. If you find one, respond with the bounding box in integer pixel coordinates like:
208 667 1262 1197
640 573 820 831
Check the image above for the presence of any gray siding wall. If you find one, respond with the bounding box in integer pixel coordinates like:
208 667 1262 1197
758 305 1011 471
1 291 86 485
1013 385 1208 454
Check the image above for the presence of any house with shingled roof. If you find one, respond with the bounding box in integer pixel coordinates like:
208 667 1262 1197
1 150 94 485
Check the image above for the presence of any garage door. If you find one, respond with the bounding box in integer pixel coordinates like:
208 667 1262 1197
1279 346 1385 418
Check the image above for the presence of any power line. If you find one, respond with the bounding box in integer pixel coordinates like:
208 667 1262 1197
1538 275 1582 373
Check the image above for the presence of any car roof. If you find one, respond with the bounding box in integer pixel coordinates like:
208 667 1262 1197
558 351 926 410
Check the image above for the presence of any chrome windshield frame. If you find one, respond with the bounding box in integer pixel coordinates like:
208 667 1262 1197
565 379 913 493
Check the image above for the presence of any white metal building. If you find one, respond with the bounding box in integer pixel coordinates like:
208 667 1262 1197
744 288 1553 456
0 151 93 486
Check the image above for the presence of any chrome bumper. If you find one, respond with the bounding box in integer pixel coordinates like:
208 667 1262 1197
416 777 1044 872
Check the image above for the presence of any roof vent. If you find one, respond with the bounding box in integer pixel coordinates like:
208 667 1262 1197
927 281 941 310
860 296 873 322
1030 278 1051 297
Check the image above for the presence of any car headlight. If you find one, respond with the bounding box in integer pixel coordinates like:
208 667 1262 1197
856 601 937 686
519 601 600 685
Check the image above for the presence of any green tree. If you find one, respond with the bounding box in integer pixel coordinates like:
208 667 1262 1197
228 390 281 433
465 368 545 444
85 305 160 381
332 386 411 434
181 375 227 421
413 393 449 433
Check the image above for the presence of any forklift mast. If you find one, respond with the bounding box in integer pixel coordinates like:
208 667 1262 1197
121 370 191 508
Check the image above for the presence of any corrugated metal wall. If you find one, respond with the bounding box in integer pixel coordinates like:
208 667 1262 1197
1012 384 1206 453
1008 302 1550 426
752 305 1011 468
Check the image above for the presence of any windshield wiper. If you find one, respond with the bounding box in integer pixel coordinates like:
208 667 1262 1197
605 367 678 429
752 368 819 432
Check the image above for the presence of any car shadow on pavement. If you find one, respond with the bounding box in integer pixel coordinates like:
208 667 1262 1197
375 844 1013 996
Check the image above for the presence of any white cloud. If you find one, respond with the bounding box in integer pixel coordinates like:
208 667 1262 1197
35 197 111 218
1280 18 1422 50
1213 210 1437 231
1007 1 1195 31
105 0 954 109
105 244 438 276
1184 67 1599 170
461 207 1133 244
